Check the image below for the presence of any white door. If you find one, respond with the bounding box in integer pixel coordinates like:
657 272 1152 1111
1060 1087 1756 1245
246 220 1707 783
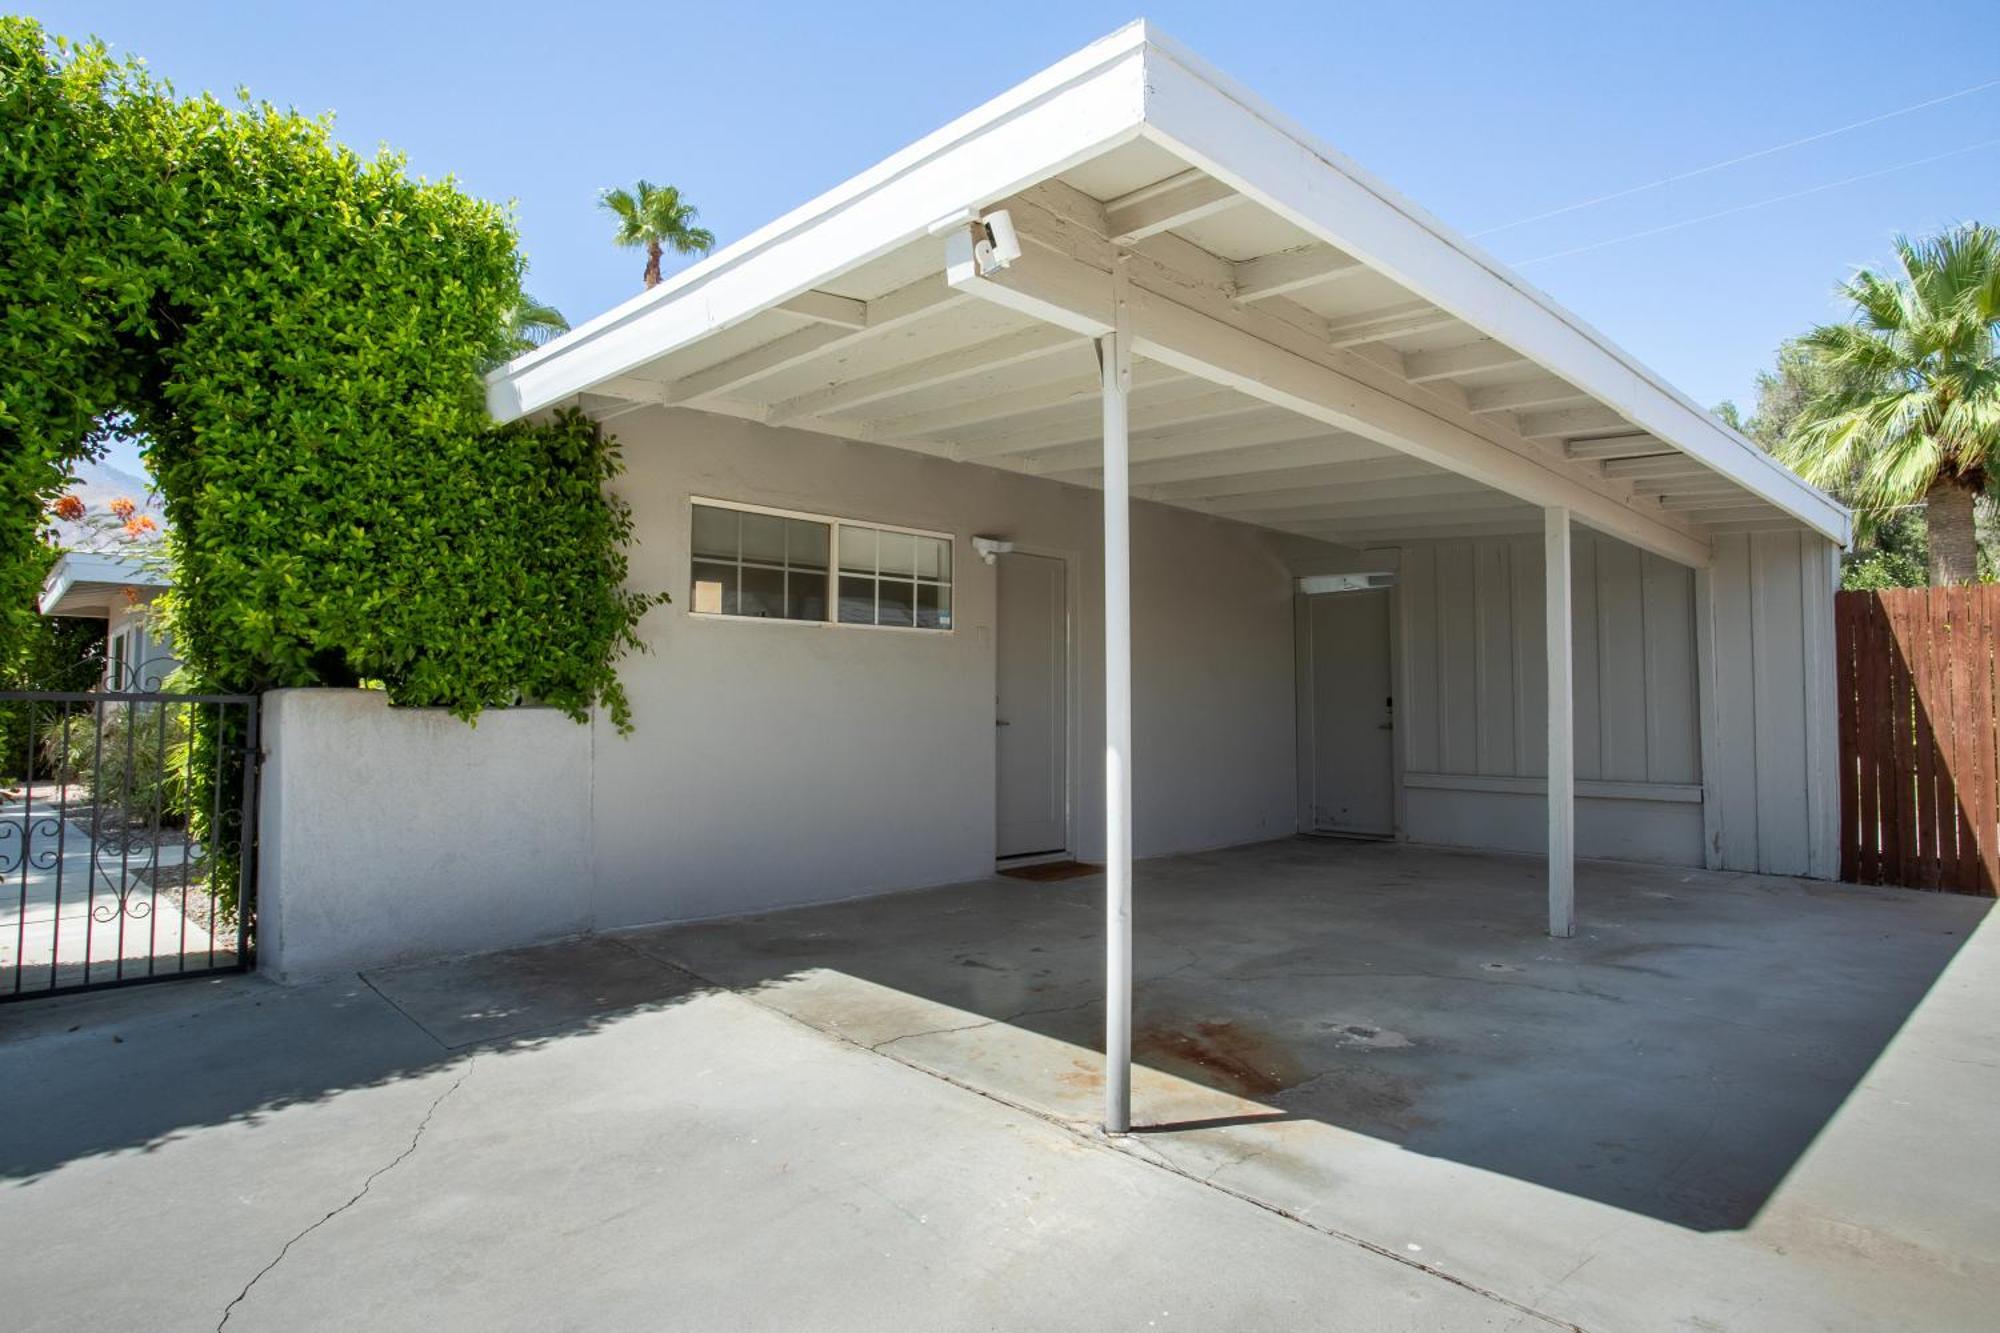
996 552 1069 858
1302 588 1396 836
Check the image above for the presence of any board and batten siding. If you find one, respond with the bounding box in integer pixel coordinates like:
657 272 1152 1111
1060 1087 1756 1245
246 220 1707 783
1397 532 1706 865
1703 530 1841 879
1391 527 1838 877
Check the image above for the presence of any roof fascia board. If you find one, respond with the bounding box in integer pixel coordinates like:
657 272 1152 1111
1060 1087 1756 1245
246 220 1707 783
487 26 1153 421
1132 36 1851 547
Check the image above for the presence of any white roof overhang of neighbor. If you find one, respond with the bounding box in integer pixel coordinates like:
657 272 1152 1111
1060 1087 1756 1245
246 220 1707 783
39 551 167 618
486 21 1851 567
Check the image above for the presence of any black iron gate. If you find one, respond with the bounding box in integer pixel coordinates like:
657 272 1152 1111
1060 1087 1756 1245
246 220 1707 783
1 688 258 1001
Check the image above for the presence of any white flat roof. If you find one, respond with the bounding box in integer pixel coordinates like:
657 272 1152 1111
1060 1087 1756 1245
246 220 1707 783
39 551 168 618
488 21 1849 564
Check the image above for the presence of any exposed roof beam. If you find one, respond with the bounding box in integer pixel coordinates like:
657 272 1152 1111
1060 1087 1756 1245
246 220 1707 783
1404 339 1530 383
1126 454 1433 494
1518 405 1631 440
1602 455 1719 481
1104 169 1242 244
1231 244 1365 301
869 359 1183 439
953 390 1261 461
1468 379 1592 415
650 276 967 406
1658 493 1778 513
1201 484 1501 521
1296 518 1546 544
1294 505 1538 536
1145 464 1454 505
950 214 1710 566
776 290 870 329
1116 437 1396 487
1564 436 1669 461
1021 412 1337 474
1324 301 1461 348
768 324 1074 423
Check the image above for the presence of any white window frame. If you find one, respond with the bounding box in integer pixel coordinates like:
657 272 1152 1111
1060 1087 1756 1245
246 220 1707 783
687 496 956 634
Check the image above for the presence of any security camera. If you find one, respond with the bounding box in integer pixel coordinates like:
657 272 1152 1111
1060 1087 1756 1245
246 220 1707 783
973 210 1022 275
971 536 1015 565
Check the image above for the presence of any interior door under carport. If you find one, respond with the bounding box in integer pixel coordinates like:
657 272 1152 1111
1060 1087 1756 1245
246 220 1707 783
1298 587 1396 837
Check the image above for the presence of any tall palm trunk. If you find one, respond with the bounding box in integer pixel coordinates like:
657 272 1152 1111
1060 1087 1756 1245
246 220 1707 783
1925 476 1980 585
643 239 663 289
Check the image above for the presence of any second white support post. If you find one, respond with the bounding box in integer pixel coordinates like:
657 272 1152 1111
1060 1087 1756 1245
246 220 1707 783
1545 505 1576 938
1100 269 1135 1135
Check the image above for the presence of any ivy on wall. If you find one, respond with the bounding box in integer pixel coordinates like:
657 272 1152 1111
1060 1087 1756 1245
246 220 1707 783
1 19 659 726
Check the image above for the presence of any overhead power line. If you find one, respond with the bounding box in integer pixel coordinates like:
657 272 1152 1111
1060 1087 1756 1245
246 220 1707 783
1473 76 2000 239
1513 136 2000 267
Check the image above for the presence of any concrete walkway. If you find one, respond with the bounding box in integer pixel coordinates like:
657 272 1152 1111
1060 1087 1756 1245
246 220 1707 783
3 840 1996 1330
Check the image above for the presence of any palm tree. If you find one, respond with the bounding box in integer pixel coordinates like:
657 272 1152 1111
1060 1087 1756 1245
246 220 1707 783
507 293 569 353
599 180 715 289
1780 224 2000 585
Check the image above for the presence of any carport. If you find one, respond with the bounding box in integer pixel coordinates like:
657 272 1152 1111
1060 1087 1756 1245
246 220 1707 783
486 23 1851 1132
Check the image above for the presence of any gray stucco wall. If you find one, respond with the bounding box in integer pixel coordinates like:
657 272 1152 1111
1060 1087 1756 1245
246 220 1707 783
254 411 1841 977
588 407 1307 927
257 689 593 980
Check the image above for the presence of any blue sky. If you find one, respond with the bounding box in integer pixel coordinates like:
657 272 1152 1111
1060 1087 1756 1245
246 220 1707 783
37 1 2000 478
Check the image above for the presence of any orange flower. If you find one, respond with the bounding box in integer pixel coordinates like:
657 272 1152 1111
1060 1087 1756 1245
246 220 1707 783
121 514 158 539
108 496 137 520
51 494 86 522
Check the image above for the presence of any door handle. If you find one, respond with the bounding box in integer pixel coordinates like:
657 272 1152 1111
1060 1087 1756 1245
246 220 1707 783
996 720 1011 727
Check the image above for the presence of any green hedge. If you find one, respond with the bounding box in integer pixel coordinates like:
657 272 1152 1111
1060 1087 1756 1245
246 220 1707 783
1 20 659 725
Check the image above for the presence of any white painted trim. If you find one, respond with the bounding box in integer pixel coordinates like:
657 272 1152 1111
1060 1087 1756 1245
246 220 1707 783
992 544 1082 866
487 27 1152 417
1546 506 1576 938
1692 566 1726 870
1131 34 1849 547
1404 772 1703 804
1099 298 1135 1136
687 495 956 633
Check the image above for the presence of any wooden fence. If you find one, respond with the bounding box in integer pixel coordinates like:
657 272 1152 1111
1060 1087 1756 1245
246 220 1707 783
1835 586 2000 894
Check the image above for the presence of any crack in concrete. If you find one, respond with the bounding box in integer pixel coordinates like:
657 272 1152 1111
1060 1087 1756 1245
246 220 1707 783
214 1054 475 1331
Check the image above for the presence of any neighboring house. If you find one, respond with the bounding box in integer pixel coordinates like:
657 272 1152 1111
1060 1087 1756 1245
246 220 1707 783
38 551 178 690
270 24 1853 1122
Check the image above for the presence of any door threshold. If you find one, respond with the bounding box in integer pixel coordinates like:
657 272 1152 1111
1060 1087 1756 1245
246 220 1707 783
1302 829 1395 843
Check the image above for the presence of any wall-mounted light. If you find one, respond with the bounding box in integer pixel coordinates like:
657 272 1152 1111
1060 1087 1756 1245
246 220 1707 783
973 210 1021 275
1297 572 1396 595
971 536 1016 565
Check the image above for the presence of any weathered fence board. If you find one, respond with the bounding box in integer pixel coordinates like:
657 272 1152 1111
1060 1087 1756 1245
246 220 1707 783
1837 586 2000 894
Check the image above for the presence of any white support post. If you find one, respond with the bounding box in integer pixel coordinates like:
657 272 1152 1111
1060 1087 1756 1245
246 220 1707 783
1101 258 1135 1135
1545 506 1576 938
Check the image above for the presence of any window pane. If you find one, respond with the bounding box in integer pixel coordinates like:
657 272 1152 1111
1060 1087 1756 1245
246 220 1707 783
787 517 829 570
916 582 951 630
741 511 786 563
878 578 915 627
691 505 738 560
739 564 785 618
691 560 736 615
914 535 949 580
839 525 876 573
786 568 828 621
838 575 875 624
877 530 916 578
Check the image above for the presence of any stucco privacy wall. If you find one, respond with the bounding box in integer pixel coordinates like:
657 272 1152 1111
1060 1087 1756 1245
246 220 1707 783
587 407 1308 927
257 689 592 980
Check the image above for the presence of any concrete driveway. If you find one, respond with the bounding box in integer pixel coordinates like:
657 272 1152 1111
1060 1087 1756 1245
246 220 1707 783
3 840 1997 1330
